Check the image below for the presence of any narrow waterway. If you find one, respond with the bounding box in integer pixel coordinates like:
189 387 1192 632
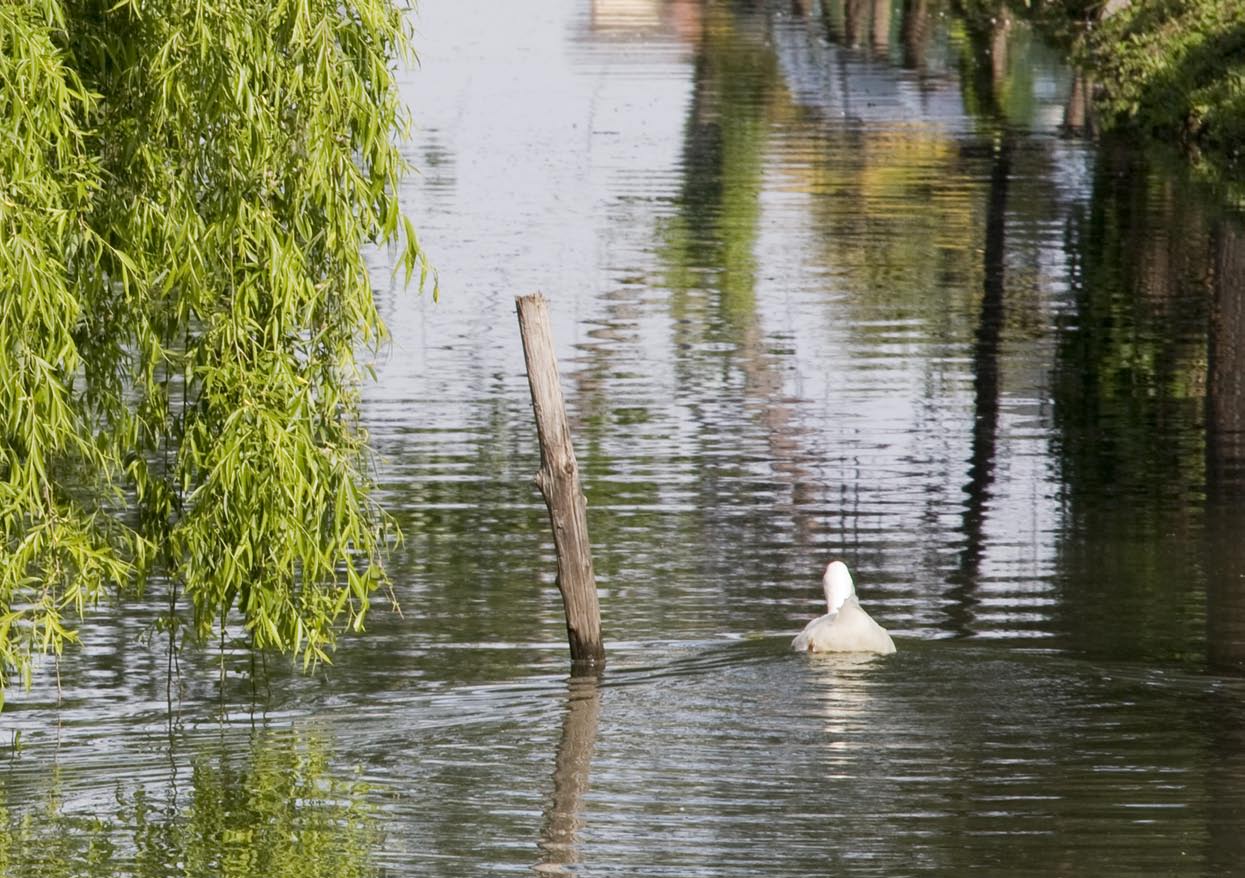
4 2 1245 875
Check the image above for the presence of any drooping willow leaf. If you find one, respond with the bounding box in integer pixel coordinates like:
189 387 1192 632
0 0 429 699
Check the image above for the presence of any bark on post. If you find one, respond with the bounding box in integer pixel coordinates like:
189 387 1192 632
516 293 605 665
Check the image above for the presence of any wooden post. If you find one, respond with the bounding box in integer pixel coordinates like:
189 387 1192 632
516 293 605 665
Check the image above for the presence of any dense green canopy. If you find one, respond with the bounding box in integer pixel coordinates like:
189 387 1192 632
1085 0 1245 170
0 0 430 701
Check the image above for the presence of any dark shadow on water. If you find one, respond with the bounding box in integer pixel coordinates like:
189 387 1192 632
535 672 602 876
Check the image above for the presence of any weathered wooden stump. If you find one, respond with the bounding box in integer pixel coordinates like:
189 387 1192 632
516 293 605 665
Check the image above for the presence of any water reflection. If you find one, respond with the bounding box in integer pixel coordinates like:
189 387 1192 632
1051 146 1214 662
899 0 933 71
948 131 1010 636
1205 219 1245 669
818 0 895 54
657 2 826 568
943 7 1017 632
1061 71 1095 136
802 652 886 755
0 730 379 878
6 0 1245 875
536 673 602 875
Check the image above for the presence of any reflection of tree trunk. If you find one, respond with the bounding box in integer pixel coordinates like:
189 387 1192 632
1062 73 1094 136
990 13 1011 91
843 0 867 47
900 0 930 70
1197 168 1245 878
1208 221 1245 483
536 674 602 874
949 136 1012 636
959 9 1011 121
870 0 891 55
1205 220 1245 669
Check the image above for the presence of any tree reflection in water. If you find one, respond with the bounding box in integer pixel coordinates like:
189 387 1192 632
0 730 380 878
1206 218 1245 671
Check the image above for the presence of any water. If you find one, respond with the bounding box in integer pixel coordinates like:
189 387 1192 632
5 0 1245 875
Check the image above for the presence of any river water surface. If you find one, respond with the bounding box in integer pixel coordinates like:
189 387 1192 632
5 1 1245 876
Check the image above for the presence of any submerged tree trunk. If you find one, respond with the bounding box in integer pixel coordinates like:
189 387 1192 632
516 293 606 665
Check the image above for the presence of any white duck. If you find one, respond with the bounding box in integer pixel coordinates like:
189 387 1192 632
792 561 896 655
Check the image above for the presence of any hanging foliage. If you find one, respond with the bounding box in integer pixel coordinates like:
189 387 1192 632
0 0 431 702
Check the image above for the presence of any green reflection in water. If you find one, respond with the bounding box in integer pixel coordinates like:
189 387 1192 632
1052 148 1216 663
659 3 774 332
0 732 380 878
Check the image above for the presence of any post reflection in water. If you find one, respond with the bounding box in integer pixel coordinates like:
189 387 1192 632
536 673 603 875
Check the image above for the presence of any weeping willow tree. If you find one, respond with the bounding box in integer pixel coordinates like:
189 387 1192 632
0 0 431 703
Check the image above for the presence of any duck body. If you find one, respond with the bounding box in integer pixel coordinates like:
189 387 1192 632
792 561 896 655
792 597 896 654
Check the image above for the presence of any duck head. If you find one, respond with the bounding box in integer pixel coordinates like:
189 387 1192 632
822 560 856 612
